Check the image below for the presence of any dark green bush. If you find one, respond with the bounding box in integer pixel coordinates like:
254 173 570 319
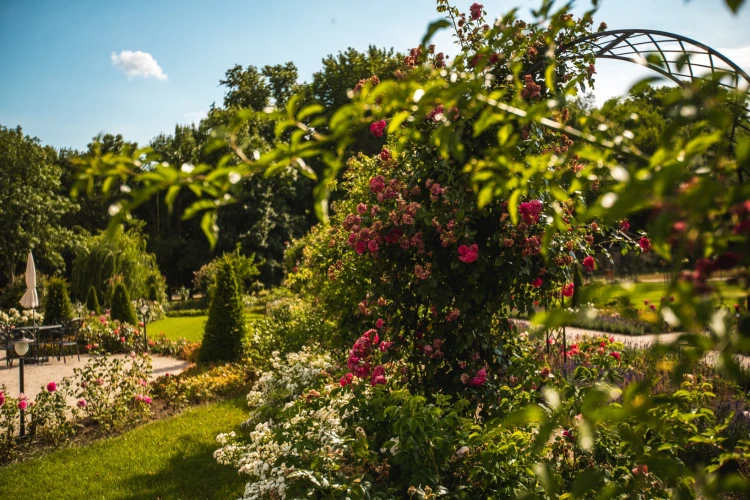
193 246 261 303
0 274 48 310
110 282 138 325
571 264 583 308
43 277 73 325
85 286 101 314
199 261 246 362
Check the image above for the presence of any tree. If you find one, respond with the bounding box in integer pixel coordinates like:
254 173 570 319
199 260 246 362
85 286 101 314
43 277 73 325
0 125 75 286
110 282 137 326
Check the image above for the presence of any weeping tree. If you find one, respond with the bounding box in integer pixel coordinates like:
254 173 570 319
71 227 165 305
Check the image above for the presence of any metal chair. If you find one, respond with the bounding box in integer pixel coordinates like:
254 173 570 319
0 324 12 367
58 318 82 363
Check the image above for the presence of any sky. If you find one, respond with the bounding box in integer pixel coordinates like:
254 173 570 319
0 0 748 150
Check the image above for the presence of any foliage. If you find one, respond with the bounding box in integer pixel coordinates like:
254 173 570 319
192 246 261 302
152 363 254 412
74 0 750 496
245 295 336 368
80 311 188 356
0 125 77 286
42 276 73 325
85 285 101 314
0 273 48 311
200 261 247 362
70 226 166 305
109 282 138 326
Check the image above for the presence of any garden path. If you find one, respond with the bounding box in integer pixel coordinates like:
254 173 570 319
513 320 750 370
0 353 190 405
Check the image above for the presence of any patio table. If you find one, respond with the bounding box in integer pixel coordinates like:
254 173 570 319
12 325 63 363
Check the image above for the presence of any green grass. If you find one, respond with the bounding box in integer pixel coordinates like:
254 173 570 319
152 313 264 342
585 280 745 307
0 397 249 499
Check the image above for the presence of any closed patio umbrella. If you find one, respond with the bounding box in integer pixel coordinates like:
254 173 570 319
19 252 39 322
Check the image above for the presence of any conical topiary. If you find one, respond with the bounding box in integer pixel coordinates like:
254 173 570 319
85 286 101 314
110 282 138 325
199 260 246 362
43 277 73 325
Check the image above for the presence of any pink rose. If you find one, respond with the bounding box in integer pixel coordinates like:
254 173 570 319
562 283 575 297
77 399 87 408
582 256 596 273
369 119 387 137
458 244 479 263
47 381 57 393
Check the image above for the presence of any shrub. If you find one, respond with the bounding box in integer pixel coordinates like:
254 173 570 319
193 246 261 303
199 261 246 362
43 277 73 325
109 282 138 326
85 285 101 314
570 264 583 308
0 273 48 310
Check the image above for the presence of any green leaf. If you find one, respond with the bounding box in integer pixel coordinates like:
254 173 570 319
422 19 451 47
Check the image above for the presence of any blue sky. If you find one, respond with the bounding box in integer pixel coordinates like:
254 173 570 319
1 0 748 150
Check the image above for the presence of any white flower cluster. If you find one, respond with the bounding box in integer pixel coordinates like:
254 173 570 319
0 308 44 326
214 348 349 500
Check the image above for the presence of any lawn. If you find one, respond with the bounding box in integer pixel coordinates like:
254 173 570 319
584 280 745 307
152 313 264 342
0 397 249 499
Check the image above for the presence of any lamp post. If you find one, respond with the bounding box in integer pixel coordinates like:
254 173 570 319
139 301 150 353
13 336 33 437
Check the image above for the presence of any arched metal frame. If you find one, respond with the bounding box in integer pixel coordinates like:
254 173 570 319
535 29 750 181
531 30 750 365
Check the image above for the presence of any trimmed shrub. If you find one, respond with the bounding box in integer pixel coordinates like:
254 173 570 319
43 277 73 325
571 264 583 308
110 282 138 326
85 286 101 314
199 261 246 363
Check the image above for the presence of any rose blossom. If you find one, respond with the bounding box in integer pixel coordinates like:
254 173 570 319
0 391 4 407
369 175 386 193
46 381 57 393
620 219 630 232
638 236 651 252
458 244 479 263
470 3 483 20
609 351 621 362
77 398 87 408
376 318 384 329
582 255 596 273
469 368 487 387
369 119 387 137
532 278 543 288
562 283 575 297
340 373 354 387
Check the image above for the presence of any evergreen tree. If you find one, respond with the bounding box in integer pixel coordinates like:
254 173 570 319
110 282 138 325
199 261 246 362
85 285 101 314
43 277 73 325
571 264 583 308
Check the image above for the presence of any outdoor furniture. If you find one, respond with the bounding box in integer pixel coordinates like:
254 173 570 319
57 318 82 363
0 324 13 367
12 325 62 364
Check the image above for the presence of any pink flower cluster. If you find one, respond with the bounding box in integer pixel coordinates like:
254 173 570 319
347 329 378 379
519 199 543 224
370 119 387 137
468 367 487 387
582 255 596 273
470 3 483 20
134 394 152 405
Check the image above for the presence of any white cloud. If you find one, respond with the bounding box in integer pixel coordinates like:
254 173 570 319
111 50 167 80
184 110 207 124
717 46 750 75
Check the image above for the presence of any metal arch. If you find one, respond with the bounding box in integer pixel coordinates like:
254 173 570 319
533 29 750 181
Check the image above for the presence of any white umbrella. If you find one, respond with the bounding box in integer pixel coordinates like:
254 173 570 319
19 252 39 311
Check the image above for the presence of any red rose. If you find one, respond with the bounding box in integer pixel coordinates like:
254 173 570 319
620 219 630 232
369 119 387 137
369 175 386 193
562 283 575 297
532 278 543 288
609 351 621 362
458 244 479 263
582 255 596 273
638 236 651 252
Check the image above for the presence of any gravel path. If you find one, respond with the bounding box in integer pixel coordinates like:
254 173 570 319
512 320 750 370
0 352 191 406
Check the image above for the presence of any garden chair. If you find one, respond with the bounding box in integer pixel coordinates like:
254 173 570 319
58 318 82 363
0 324 12 367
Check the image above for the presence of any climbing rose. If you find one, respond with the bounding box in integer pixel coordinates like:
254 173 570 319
610 351 621 362
371 365 387 386
638 236 651 252
469 367 487 387
18 400 28 410
562 283 575 297
339 373 354 387
77 398 87 408
582 256 596 273
46 381 57 393
376 318 384 328
620 219 630 232
458 244 479 263
369 119 387 137
519 200 543 224
532 278 543 288
357 203 367 214
369 175 386 193
469 3 483 20
355 241 367 255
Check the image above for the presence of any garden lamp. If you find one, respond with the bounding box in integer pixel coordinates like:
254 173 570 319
139 301 150 352
13 336 33 437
